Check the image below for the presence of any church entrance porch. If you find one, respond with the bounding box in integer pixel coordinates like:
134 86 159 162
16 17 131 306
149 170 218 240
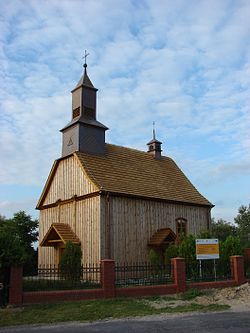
148 228 177 262
40 223 80 266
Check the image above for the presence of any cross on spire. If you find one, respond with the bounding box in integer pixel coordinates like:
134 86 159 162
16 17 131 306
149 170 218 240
83 50 90 68
152 121 156 140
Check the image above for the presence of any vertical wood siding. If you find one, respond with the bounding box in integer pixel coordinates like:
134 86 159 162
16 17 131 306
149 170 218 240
38 196 101 266
75 197 100 264
38 207 58 266
101 196 210 263
38 155 100 266
43 156 98 205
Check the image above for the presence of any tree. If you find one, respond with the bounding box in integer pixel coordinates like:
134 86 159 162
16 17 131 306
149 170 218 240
59 241 82 281
220 235 243 261
211 218 237 242
197 229 212 239
0 223 28 269
0 211 38 273
12 211 38 252
234 204 250 247
0 214 6 223
178 234 196 262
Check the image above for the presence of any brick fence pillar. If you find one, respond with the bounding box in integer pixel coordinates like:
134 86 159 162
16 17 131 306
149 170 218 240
101 259 115 298
244 248 250 263
9 266 23 306
230 255 245 285
171 257 187 293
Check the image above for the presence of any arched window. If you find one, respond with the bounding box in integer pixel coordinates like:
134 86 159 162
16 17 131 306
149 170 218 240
176 218 187 237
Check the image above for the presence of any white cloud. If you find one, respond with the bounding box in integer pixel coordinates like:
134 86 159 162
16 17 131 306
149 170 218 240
0 0 250 221
0 198 38 219
0 94 69 185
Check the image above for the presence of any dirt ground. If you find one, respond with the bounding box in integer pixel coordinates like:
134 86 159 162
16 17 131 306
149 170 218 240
143 282 250 312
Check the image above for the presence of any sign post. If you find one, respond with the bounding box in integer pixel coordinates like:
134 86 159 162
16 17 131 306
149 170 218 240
196 239 219 280
196 239 219 260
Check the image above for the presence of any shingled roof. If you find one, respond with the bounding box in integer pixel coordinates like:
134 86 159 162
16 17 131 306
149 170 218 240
40 223 80 247
75 144 213 207
148 228 176 246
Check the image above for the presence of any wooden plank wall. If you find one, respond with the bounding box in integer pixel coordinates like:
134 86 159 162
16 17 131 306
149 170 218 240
43 156 97 205
38 197 101 266
38 207 58 266
102 196 210 263
38 155 101 266
75 197 100 265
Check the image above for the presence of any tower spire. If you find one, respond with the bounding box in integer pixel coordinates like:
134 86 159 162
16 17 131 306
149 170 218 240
60 56 108 157
147 122 162 159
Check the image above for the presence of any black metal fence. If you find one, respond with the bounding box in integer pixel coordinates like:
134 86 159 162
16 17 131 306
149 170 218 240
115 262 172 287
23 264 101 291
20 258 245 292
186 259 232 282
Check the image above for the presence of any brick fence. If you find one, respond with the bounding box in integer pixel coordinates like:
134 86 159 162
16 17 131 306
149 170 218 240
8 256 249 306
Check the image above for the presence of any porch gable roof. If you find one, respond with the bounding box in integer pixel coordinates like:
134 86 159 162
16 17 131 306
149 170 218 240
40 223 80 247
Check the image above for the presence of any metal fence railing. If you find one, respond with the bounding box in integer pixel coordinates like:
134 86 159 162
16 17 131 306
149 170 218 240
23 264 101 291
186 259 232 282
115 262 172 287
21 258 245 292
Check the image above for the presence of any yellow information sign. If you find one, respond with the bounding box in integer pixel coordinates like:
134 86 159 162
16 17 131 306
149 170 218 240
196 239 219 259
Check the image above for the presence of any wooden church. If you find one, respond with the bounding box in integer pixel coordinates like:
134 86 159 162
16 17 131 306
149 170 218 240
37 62 213 266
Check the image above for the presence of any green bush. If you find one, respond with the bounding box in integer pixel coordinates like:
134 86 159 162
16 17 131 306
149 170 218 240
149 233 244 271
220 235 243 261
165 244 179 263
148 249 162 265
59 241 82 281
178 234 196 262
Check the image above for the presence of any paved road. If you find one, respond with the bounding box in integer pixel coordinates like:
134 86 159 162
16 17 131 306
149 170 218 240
1 311 250 333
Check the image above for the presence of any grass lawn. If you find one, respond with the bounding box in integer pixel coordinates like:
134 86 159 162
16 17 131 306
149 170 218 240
0 291 229 327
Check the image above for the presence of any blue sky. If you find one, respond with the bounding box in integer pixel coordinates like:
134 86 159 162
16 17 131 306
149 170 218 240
0 0 249 223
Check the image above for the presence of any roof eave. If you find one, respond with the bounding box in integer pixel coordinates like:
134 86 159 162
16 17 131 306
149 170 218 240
99 190 214 208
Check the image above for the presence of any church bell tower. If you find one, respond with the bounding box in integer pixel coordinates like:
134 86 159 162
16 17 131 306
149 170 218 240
60 53 108 157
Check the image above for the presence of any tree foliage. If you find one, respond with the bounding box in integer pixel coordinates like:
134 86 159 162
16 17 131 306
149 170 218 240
164 244 179 263
164 232 243 265
178 234 196 261
59 241 82 281
0 211 38 269
0 223 27 268
12 211 38 251
220 235 243 261
211 218 237 242
234 204 250 247
148 249 162 265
